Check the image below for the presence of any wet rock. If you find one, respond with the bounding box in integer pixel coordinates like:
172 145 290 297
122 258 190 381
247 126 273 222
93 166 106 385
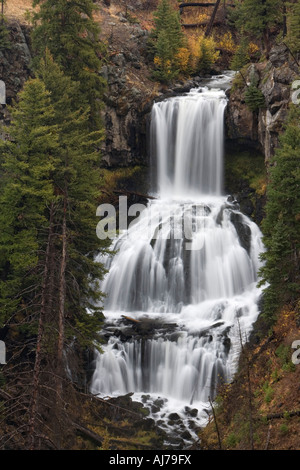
168 412 181 422
151 405 161 414
106 315 179 342
166 435 184 448
153 397 165 409
223 335 231 355
184 407 198 418
230 211 252 254
181 430 192 440
141 394 150 403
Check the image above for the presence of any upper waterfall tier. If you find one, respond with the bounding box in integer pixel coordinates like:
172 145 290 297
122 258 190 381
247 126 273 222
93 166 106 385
150 88 227 198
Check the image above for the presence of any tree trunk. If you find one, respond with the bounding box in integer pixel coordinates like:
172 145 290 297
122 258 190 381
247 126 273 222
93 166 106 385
205 0 221 36
57 192 67 383
54 191 67 449
28 202 55 450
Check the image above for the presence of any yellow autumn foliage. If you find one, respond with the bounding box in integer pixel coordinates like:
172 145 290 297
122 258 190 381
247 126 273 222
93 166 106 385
217 32 236 53
184 11 209 23
248 42 259 55
186 33 219 73
175 47 191 73
153 56 161 67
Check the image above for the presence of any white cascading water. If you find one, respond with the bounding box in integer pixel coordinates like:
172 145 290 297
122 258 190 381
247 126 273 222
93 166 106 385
91 76 264 445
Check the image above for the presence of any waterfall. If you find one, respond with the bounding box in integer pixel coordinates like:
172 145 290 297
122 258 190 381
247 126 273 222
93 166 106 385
151 88 226 197
91 77 264 443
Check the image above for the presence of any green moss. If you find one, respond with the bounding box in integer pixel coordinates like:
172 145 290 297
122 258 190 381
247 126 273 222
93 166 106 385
279 423 289 435
226 432 239 447
225 148 267 196
275 344 296 372
262 381 274 404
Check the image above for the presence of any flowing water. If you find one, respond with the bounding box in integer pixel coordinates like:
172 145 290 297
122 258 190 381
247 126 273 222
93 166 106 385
91 75 264 447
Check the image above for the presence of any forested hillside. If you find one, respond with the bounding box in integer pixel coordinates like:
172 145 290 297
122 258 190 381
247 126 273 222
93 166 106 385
0 0 299 451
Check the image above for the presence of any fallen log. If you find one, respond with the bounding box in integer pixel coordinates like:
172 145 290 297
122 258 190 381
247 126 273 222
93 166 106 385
179 1 235 7
266 410 300 420
182 20 222 28
179 2 219 7
121 315 141 323
72 421 103 446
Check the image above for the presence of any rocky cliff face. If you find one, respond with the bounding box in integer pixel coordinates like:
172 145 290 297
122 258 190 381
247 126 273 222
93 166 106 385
226 44 299 163
98 8 157 169
100 45 152 168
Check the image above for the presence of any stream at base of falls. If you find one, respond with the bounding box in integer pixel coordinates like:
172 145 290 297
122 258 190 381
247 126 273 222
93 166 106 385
91 73 265 448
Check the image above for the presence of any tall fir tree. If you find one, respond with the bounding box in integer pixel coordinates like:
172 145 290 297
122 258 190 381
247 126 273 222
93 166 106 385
230 36 250 71
36 51 109 349
233 0 283 52
286 0 300 55
0 19 11 51
31 0 106 129
244 77 265 112
151 0 184 82
0 79 59 327
259 105 300 323
198 38 215 74
0 54 109 449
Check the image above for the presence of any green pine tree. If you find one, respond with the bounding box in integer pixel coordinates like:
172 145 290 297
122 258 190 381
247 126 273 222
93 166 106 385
199 39 213 74
230 36 250 71
36 52 109 347
0 79 59 327
31 0 106 129
152 29 177 82
233 0 283 52
151 0 184 83
0 18 11 51
244 78 265 112
0 55 110 448
259 105 300 322
286 0 300 55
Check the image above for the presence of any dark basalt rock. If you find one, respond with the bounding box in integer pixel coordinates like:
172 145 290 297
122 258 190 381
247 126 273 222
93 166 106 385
104 315 179 342
168 412 181 422
230 211 252 254
184 407 198 417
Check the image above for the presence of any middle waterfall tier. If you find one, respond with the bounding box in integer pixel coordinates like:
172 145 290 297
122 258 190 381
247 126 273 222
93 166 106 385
101 198 263 314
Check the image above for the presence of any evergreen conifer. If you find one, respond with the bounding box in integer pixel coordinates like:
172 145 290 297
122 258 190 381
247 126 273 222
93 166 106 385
286 0 300 55
230 37 250 71
0 79 59 326
31 0 106 128
0 19 11 51
233 0 283 52
259 105 300 322
151 0 184 82
244 78 265 112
